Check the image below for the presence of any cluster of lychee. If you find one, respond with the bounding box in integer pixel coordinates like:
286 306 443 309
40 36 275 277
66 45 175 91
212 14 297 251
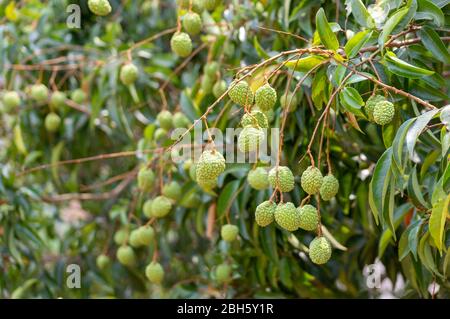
364 94 395 125
1 84 88 133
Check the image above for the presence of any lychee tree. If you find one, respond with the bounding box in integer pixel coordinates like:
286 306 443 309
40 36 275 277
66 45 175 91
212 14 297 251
0 0 449 299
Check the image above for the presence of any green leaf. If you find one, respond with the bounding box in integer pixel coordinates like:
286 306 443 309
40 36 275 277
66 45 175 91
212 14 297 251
315 8 339 51
345 0 375 28
407 219 423 261
429 194 450 253
217 180 241 218
378 7 408 48
416 0 445 27
418 26 450 64
406 109 440 159
369 147 393 225
407 166 429 209
284 55 327 72
253 36 270 60
339 87 366 118
344 30 372 59
384 51 434 79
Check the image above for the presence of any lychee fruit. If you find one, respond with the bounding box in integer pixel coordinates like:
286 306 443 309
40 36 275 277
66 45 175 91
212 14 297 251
300 166 323 195
274 202 300 231
120 63 139 85
255 84 277 111
221 224 239 242
309 237 332 265
297 204 318 231
170 32 193 58
247 167 269 190
228 80 254 106
238 127 265 153
255 201 276 227
145 262 164 284
151 196 172 218
320 174 339 201
268 166 295 192
373 100 395 125
182 12 202 35
88 0 112 16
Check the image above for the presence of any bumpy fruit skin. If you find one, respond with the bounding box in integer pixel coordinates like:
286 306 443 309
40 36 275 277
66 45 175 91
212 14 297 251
120 63 139 85
88 0 112 16
204 0 219 10
240 110 268 128
247 167 269 190
280 92 298 112
365 95 385 121
215 264 231 284
195 150 226 181
301 166 323 195
116 246 136 266
45 112 61 132
197 176 217 190
274 202 300 231
182 12 202 35
129 229 142 247
268 166 295 192
238 127 265 153
138 226 154 245
309 237 332 265
157 110 173 130
114 229 127 245
3 91 21 109
172 112 189 128
255 201 276 227
213 80 227 98
151 196 172 218
145 262 164 284
373 100 395 125
255 84 277 111
96 254 110 270
201 75 214 94
71 89 86 104
31 84 48 103
162 181 182 201
50 91 66 109
170 32 193 58
138 167 155 192
228 80 254 106
204 62 219 78
221 224 239 242
297 204 318 231
320 174 339 201
143 199 154 218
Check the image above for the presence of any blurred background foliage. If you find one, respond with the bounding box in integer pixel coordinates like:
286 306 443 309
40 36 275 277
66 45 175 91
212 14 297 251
0 0 449 298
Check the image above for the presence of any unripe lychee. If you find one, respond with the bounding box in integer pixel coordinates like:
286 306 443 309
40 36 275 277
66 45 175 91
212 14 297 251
297 204 318 231
3 91 21 109
137 167 155 192
195 150 226 181
213 80 227 98
96 254 110 270
114 228 127 245
70 89 86 104
50 91 66 109
228 80 254 106
247 167 269 190
151 196 172 218
238 127 265 153
88 0 112 16
309 237 332 265
170 32 193 58
204 61 219 78
255 201 276 227
221 224 239 242
157 110 173 130
145 262 164 284
129 229 142 247
143 199 154 218
215 264 231 284
162 181 182 201
255 84 277 111
182 12 202 35
300 166 323 195
204 0 219 11
120 63 139 85
320 174 339 201
189 164 197 181
30 84 48 103
197 176 217 190
268 166 295 192
240 110 268 128
154 128 167 142
365 94 385 121
138 226 154 245
201 75 214 94
274 202 300 231
373 100 395 125
280 91 298 112
116 245 136 266
191 0 205 13
172 112 189 128
45 112 61 132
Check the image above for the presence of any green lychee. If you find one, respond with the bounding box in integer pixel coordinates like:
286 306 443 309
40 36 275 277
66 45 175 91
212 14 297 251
114 228 127 245
129 229 142 247
88 0 111 16
182 12 202 35
373 100 395 125
201 75 214 94
228 80 254 106
162 181 182 201
255 200 276 227
320 174 339 201
297 204 319 231
195 150 226 181
268 166 295 192
70 89 86 104
3 91 21 109
221 224 239 242
215 264 231 284
204 0 219 11
50 91 66 109
213 80 227 98
197 176 217 190
309 237 332 265
157 110 173 130
137 167 155 192
279 91 298 112
204 61 219 78
255 84 277 111
247 167 269 190
116 245 136 266
96 254 110 270
238 127 265 153
30 84 48 103
151 196 172 218
45 112 61 132
145 262 164 284
172 112 189 128
240 110 268 128
274 202 300 231
170 32 193 58
143 199 154 218
300 166 323 195
365 94 385 121
154 128 167 142
138 226 154 245
120 63 139 85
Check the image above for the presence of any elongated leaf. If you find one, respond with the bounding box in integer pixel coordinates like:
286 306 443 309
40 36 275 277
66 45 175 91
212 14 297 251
369 148 393 225
284 55 327 72
339 87 366 118
407 219 423 261
416 0 445 27
344 30 372 59
407 166 429 209
378 7 408 48
429 194 450 253
406 109 439 160
315 8 339 50
418 26 450 64
217 180 240 218
345 0 375 28
384 51 434 79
